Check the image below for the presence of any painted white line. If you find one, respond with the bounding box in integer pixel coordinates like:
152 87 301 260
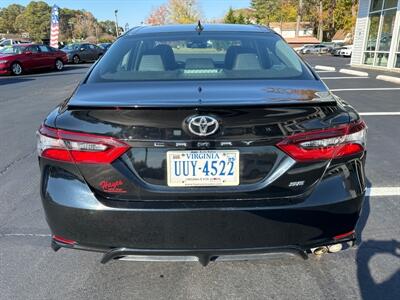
320 76 369 80
1 233 51 237
366 187 400 197
376 75 400 85
316 70 337 73
315 65 336 71
331 88 400 92
339 69 369 77
360 112 400 116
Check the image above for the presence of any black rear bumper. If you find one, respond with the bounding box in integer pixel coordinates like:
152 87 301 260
42 165 364 264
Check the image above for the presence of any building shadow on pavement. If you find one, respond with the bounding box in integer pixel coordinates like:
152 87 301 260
356 180 400 300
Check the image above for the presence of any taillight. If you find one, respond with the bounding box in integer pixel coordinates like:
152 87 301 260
37 125 130 164
277 120 367 162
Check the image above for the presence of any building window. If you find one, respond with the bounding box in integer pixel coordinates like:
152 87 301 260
396 35 400 68
364 0 398 67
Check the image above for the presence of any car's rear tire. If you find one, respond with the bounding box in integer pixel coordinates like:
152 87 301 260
11 62 23 76
72 55 80 64
55 59 64 71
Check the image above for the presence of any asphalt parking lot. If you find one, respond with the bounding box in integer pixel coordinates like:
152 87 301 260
0 57 399 300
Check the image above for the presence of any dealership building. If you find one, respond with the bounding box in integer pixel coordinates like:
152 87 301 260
351 0 400 71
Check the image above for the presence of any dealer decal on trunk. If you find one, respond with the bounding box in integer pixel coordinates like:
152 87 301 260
99 180 127 193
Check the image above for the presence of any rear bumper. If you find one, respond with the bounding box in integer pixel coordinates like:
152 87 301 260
41 164 365 261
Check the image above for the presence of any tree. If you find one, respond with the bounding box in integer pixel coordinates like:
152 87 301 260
98 20 118 36
0 4 25 33
146 4 168 25
73 11 97 40
15 1 51 41
236 13 246 25
224 8 237 24
250 0 279 25
168 0 201 24
146 0 202 25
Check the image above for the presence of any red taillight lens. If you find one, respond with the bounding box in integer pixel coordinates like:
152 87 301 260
37 125 130 164
277 120 367 162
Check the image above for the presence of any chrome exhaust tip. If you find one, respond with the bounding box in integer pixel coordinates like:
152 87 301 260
328 243 343 253
312 246 328 256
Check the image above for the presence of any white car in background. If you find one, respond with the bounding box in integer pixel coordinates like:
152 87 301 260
0 39 29 50
339 45 353 57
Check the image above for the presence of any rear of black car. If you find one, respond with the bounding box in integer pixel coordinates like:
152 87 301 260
37 25 366 265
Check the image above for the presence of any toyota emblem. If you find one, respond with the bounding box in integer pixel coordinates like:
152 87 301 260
187 115 219 137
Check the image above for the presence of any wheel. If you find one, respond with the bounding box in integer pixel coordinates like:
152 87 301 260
55 59 64 71
11 62 23 75
72 55 80 64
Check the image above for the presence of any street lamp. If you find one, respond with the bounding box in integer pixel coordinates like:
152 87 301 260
114 9 119 37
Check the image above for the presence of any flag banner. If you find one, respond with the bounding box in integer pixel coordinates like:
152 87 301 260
50 5 59 48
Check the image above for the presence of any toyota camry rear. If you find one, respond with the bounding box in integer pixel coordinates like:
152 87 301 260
37 24 367 265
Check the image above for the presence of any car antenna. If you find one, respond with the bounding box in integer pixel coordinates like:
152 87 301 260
195 20 204 34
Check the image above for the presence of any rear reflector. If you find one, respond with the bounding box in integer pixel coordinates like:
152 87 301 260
277 120 367 162
334 230 355 240
52 235 76 245
37 125 130 164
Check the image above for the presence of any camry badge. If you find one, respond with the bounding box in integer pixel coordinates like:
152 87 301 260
187 115 219 137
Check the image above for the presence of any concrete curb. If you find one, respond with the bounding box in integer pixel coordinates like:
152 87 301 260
315 65 336 71
376 75 400 85
339 69 369 77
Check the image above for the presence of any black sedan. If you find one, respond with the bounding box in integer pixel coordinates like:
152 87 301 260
61 43 104 64
37 24 367 265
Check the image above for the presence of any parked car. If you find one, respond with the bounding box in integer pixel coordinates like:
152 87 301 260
340 45 353 57
0 38 30 50
322 42 345 52
38 24 367 265
293 44 313 53
62 43 104 64
331 46 347 56
97 42 112 51
301 44 330 54
0 44 67 75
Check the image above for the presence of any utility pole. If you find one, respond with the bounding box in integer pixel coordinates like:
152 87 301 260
295 0 303 38
318 0 323 42
114 10 119 37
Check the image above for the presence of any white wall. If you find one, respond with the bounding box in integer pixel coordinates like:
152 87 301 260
271 28 314 38
351 0 371 65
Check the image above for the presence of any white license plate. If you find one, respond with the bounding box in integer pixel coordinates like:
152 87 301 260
167 150 240 187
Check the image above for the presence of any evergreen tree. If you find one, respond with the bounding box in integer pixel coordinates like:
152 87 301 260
224 7 237 24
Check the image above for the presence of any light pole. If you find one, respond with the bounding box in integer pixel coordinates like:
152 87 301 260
114 10 119 37
295 0 303 38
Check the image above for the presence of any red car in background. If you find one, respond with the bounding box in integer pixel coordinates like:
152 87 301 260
0 44 68 75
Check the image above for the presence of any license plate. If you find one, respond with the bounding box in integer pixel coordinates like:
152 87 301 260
167 150 240 187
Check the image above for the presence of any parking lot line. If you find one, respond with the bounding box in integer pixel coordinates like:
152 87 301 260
331 88 400 92
366 187 400 197
320 77 369 79
360 112 400 116
2 233 51 237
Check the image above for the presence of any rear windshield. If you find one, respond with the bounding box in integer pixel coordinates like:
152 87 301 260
87 32 314 82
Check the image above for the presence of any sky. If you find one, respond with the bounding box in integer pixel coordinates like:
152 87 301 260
0 0 251 28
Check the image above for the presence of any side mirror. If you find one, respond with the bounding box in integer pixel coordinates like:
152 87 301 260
24 51 32 55
80 48 85 51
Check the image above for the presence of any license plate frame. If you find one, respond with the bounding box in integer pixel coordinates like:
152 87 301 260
167 150 240 187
